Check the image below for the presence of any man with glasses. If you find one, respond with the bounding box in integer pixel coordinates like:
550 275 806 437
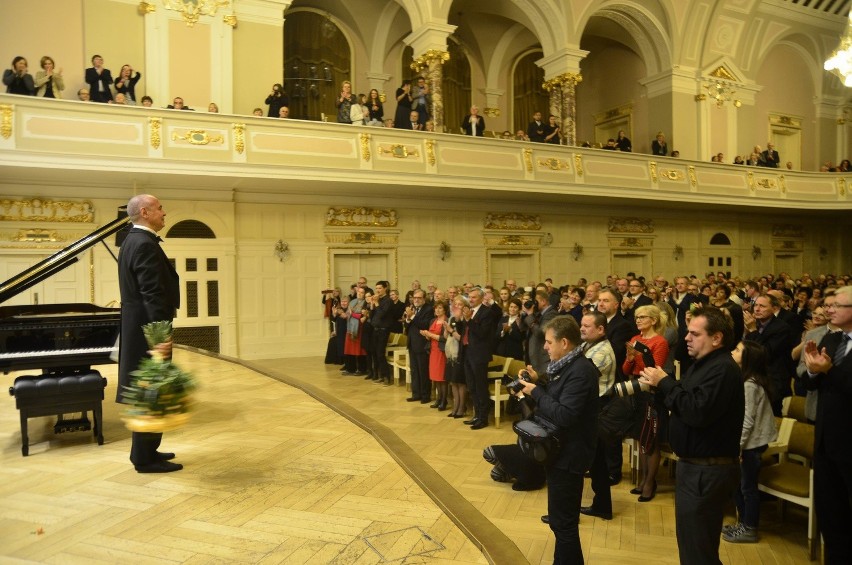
803 286 852 563
404 290 433 402
623 280 651 320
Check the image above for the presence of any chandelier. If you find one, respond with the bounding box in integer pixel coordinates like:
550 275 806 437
703 80 742 108
825 13 852 86
162 0 230 27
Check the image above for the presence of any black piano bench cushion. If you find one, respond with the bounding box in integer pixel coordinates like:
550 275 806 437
10 373 106 408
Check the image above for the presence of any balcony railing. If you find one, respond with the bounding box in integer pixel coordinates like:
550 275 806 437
1 94 849 210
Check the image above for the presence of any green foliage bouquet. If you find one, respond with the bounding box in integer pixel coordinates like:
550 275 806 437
122 321 197 432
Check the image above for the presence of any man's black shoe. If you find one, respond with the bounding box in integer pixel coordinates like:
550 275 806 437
406 397 420 402
463 418 478 425
156 451 176 461
135 461 183 473
580 506 613 520
470 420 487 430
540 515 549 524
608 474 622 486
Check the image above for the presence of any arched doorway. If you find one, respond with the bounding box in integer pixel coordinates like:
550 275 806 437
513 51 548 132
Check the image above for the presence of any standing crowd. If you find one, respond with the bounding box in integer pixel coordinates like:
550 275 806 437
323 271 851 565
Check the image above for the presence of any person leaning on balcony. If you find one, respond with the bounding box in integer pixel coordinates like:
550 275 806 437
651 131 667 156
34 56 63 98
462 105 485 136
616 129 632 152
141 96 153 107
335 80 356 124
77 88 91 101
527 111 546 142
114 64 141 104
759 142 779 168
278 106 289 119
167 97 192 111
4 56 35 96
544 115 563 145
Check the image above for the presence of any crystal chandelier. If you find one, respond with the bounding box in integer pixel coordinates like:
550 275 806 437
703 80 742 109
825 13 852 86
162 0 230 27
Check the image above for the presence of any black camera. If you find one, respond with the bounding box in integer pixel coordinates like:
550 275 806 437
609 379 652 397
503 370 531 394
523 300 534 309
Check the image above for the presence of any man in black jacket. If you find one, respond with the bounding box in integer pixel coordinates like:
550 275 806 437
744 294 795 415
369 281 393 384
515 316 599 564
118 194 182 473
404 289 433 403
640 307 744 565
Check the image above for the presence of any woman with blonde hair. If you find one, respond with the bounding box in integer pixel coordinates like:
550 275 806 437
35 56 64 98
623 304 670 502
444 296 469 418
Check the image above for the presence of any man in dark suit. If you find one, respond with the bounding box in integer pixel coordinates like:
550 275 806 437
597 287 638 483
622 279 652 321
463 287 497 430
527 111 546 142
759 141 780 168
117 194 182 473
85 54 113 103
667 277 699 373
803 285 852 563
369 281 393 384
404 289 433 403
523 290 558 376
744 294 796 416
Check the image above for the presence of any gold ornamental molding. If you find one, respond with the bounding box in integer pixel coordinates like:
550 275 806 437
360 133 371 162
326 207 397 227
0 103 12 139
233 123 245 154
497 235 527 246
425 139 436 165
162 0 229 27
772 224 804 238
149 117 161 149
838 177 846 196
410 49 450 72
12 228 64 242
747 171 755 193
659 169 684 181
522 148 533 173
223 14 237 27
537 157 569 171
324 232 399 245
0 199 94 223
608 217 654 234
619 237 645 247
483 107 501 118
573 153 584 177
769 114 802 129
755 178 777 189
779 175 786 194
542 72 582 92
484 213 541 231
378 143 418 159
649 161 658 184
687 165 697 188
171 129 224 145
138 1 156 14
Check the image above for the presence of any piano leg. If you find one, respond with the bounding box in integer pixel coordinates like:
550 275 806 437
94 405 104 445
19 409 29 456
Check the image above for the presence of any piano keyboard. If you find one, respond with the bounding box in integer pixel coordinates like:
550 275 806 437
0 346 116 360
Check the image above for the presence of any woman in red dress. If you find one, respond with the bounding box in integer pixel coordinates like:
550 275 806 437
422 301 448 410
623 304 670 502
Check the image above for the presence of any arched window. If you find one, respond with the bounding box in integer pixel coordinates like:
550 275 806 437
166 220 216 239
709 233 731 245
513 51 548 132
283 11 351 121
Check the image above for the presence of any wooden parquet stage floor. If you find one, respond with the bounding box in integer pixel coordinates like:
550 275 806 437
0 350 817 564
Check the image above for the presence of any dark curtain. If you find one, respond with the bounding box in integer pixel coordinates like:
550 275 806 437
513 52 549 132
442 39 471 133
283 12 351 121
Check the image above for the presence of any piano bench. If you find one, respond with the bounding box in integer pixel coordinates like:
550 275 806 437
9 371 107 456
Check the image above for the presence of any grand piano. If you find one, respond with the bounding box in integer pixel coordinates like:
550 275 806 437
1 210 130 455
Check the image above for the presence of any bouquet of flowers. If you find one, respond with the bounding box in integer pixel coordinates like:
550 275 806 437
121 321 197 433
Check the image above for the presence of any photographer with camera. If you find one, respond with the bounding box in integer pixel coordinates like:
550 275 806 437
265 83 289 118
639 307 743 565
512 316 600 564
622 305 670 502
523 290 557 377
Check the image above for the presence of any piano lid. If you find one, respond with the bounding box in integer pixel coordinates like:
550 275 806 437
0 207 130 304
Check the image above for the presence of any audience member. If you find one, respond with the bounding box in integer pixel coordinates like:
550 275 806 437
462 105 485 136
527 111 546 142
405 289 433 403
651 131 668 156
743 294 795 415
422 300 449 409
759 141 779 168
670 149 680 157
77 88 91 101
252 107 263 117
167 97 192 110
515 129 530 141
410 76 431 125
208 102 219 113
365 88 383 125
278 106 289 119
264 83 289 117
393 79 413 129
112 93 127 105
335 80 356 124
85 55 113 103
114 64 141 104
544 115 562 144
34 56 63 98
616 129 632 152
4 56 35 95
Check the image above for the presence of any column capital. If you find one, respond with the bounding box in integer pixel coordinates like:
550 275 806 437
411 49 450 73
536 47 588 77
404 23 457 58
237 0 293 25
543 72 582 92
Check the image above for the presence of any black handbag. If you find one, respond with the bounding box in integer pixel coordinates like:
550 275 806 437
597 395 636 444
513 415 561 465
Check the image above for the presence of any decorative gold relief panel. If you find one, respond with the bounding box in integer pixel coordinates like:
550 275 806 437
0 199 94 222
772 224 803 238
608 217 654 233
537 157 570 171
171 129 224 145
484 213 541 231
0 104 12 139
326 207 397 227
377 144 419 159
